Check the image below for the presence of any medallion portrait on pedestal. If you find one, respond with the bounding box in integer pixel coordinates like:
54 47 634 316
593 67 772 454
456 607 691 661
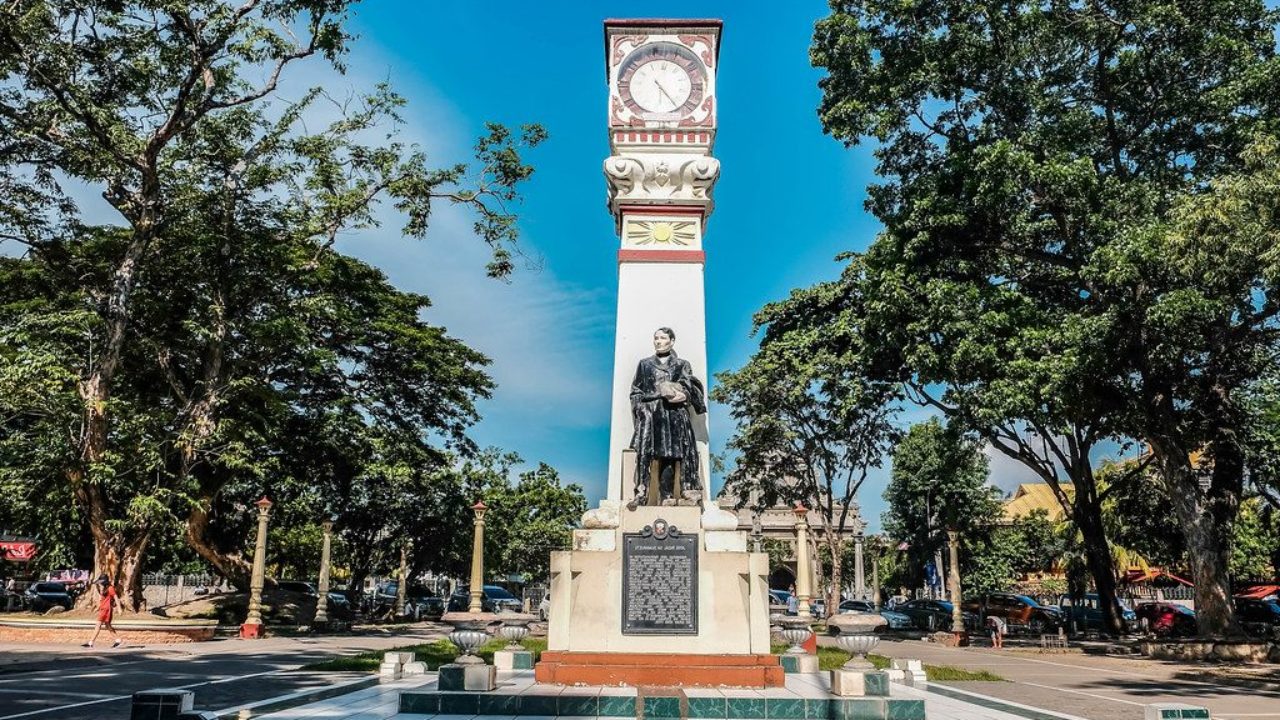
628 327 706 509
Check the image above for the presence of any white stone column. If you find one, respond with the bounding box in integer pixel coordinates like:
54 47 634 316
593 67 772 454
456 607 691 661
853 534 866 601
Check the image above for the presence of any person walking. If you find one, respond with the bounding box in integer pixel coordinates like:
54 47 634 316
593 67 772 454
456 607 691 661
83 575 122 648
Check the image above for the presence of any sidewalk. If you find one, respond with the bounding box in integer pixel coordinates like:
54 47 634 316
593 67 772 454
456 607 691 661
862 636 1280 720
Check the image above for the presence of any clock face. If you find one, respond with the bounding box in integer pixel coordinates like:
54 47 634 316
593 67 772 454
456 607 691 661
617 42 706 119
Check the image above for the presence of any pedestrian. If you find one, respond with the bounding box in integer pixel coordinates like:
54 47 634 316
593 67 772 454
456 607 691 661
82 574 122 648
985 615 1006 649
786 584 799 615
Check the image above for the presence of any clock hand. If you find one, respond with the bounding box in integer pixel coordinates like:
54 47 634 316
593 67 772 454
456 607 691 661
653 79 677 107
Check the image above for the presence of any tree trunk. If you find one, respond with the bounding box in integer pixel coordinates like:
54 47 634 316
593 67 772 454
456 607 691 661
186 499 253 590
1155 447 1242 637
1076 506 1123 635
826 534 844 620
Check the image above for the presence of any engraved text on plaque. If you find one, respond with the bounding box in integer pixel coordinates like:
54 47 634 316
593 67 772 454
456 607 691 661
622 526 698 635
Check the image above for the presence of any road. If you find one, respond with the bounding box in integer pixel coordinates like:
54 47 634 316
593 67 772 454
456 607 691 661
0 625 448 720
857 636 1280 720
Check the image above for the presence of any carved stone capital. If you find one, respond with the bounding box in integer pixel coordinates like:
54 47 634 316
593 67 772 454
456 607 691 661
603 153 720 215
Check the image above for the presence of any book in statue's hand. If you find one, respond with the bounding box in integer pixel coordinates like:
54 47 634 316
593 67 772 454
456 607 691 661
657 381 685 400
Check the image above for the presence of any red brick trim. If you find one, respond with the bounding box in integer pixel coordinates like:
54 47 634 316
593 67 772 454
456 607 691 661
619 249 706 264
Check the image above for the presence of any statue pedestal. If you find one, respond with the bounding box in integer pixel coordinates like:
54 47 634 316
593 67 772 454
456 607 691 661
494 649 534 670
439 663 497 692
537 505 778 687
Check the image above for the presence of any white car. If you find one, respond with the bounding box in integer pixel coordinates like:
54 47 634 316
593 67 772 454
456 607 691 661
538 596 550 621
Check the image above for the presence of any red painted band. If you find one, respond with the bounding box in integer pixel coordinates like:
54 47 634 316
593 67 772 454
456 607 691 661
619 249 706 264
617 205 706 217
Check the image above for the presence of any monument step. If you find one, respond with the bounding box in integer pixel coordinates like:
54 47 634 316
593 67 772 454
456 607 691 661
534 652 784 688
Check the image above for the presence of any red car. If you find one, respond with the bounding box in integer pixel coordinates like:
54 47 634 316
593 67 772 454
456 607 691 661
1134 602 1197 637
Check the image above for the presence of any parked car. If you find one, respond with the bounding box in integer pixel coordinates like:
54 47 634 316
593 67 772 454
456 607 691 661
277 580 317 595
372 582 445 620
1134 602 1197 637
964 593 1063 634
1235 597 1280 638
25 582 74 612
835 601 914 631
896 598 979 631
768 589 792 615
447 585 523 613
1055 593 1139 633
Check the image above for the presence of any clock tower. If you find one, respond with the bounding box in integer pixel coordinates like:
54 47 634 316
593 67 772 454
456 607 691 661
603 19 721 504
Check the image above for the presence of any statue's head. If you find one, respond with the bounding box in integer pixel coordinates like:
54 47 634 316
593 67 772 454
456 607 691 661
653 327 676 355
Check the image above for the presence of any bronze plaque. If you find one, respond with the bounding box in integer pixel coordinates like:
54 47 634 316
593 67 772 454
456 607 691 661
622 519 698 635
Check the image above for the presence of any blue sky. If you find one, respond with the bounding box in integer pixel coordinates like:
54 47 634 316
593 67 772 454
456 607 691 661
322 2 1055 531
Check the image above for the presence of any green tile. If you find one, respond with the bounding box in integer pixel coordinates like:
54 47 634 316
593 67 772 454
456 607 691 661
511 652 535 670
644 696 682 718
863 673 888 697
805 698 833 720
689 696 727 718
559 694 599 716
519 693 560 716
439 692 478 715
885 699 925 720
727 697 767 719
1158 712 1179 720
833 698 885 720
398 692 438 714
478 693 519 715
598 695 636 717
780 655 800 673
766 698 806 719
1180 711 1210 719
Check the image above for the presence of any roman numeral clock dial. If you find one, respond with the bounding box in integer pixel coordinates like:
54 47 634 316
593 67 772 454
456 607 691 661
617 43 706 120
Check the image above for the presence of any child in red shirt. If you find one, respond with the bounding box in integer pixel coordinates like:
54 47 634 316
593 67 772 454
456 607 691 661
83 575 122 648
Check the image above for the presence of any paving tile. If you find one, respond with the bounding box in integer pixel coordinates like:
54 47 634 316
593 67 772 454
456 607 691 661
726 696 767 719
688 695 728 718
517 692 560 716
557 692 600 716
766 697 806 719
437 692 479 715
643 695 682 718
598 693 637 717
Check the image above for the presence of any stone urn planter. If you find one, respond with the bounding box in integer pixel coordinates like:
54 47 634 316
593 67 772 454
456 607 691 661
441 611 496 665
779 617 814 654
497 612 537 649
828 612 887 670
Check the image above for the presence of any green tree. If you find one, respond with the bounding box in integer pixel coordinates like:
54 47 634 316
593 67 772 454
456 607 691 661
0 1 544 607
810 0 1280 635
713 279 900 617
484 462 587 583
882 418 1001 592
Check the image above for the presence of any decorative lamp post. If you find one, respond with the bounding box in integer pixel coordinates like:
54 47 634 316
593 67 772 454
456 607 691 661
241 496 272 639
947 528 964 633
468 501 488 613
853 533 866 601
870 536 885 610
792 502 813 619
314 514 336 627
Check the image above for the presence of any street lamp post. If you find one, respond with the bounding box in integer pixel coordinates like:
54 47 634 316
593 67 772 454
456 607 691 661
468 501 488 613
241 496 272 639
792 503 813 619
853 533 866 601
314 515 336 627
870 536 883 610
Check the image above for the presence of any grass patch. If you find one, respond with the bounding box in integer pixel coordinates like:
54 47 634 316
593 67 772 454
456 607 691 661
772 643 1003 682
304 637 547 672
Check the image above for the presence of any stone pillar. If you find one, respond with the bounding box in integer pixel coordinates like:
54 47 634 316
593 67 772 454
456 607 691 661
871 552 880 610
395 543 409 616
241 496 272 639
314 515 335 626
853 534 866 601
947 529 963 632
793 503 813 619
934 547 947 601
468 501 488 613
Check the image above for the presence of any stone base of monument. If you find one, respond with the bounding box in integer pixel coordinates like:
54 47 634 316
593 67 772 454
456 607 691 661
494 649 534 671
830 669 890 696
779 653 819 674
534 651 784 688
438 663 497 692
399 669 926 719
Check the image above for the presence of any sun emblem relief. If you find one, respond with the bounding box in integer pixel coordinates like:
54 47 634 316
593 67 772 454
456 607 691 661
625 219 697 246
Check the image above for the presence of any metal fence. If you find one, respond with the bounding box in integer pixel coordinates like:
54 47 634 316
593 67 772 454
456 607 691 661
140 574 219 608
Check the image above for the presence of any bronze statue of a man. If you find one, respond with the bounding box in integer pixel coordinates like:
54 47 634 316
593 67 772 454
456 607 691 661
628 327 706 509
